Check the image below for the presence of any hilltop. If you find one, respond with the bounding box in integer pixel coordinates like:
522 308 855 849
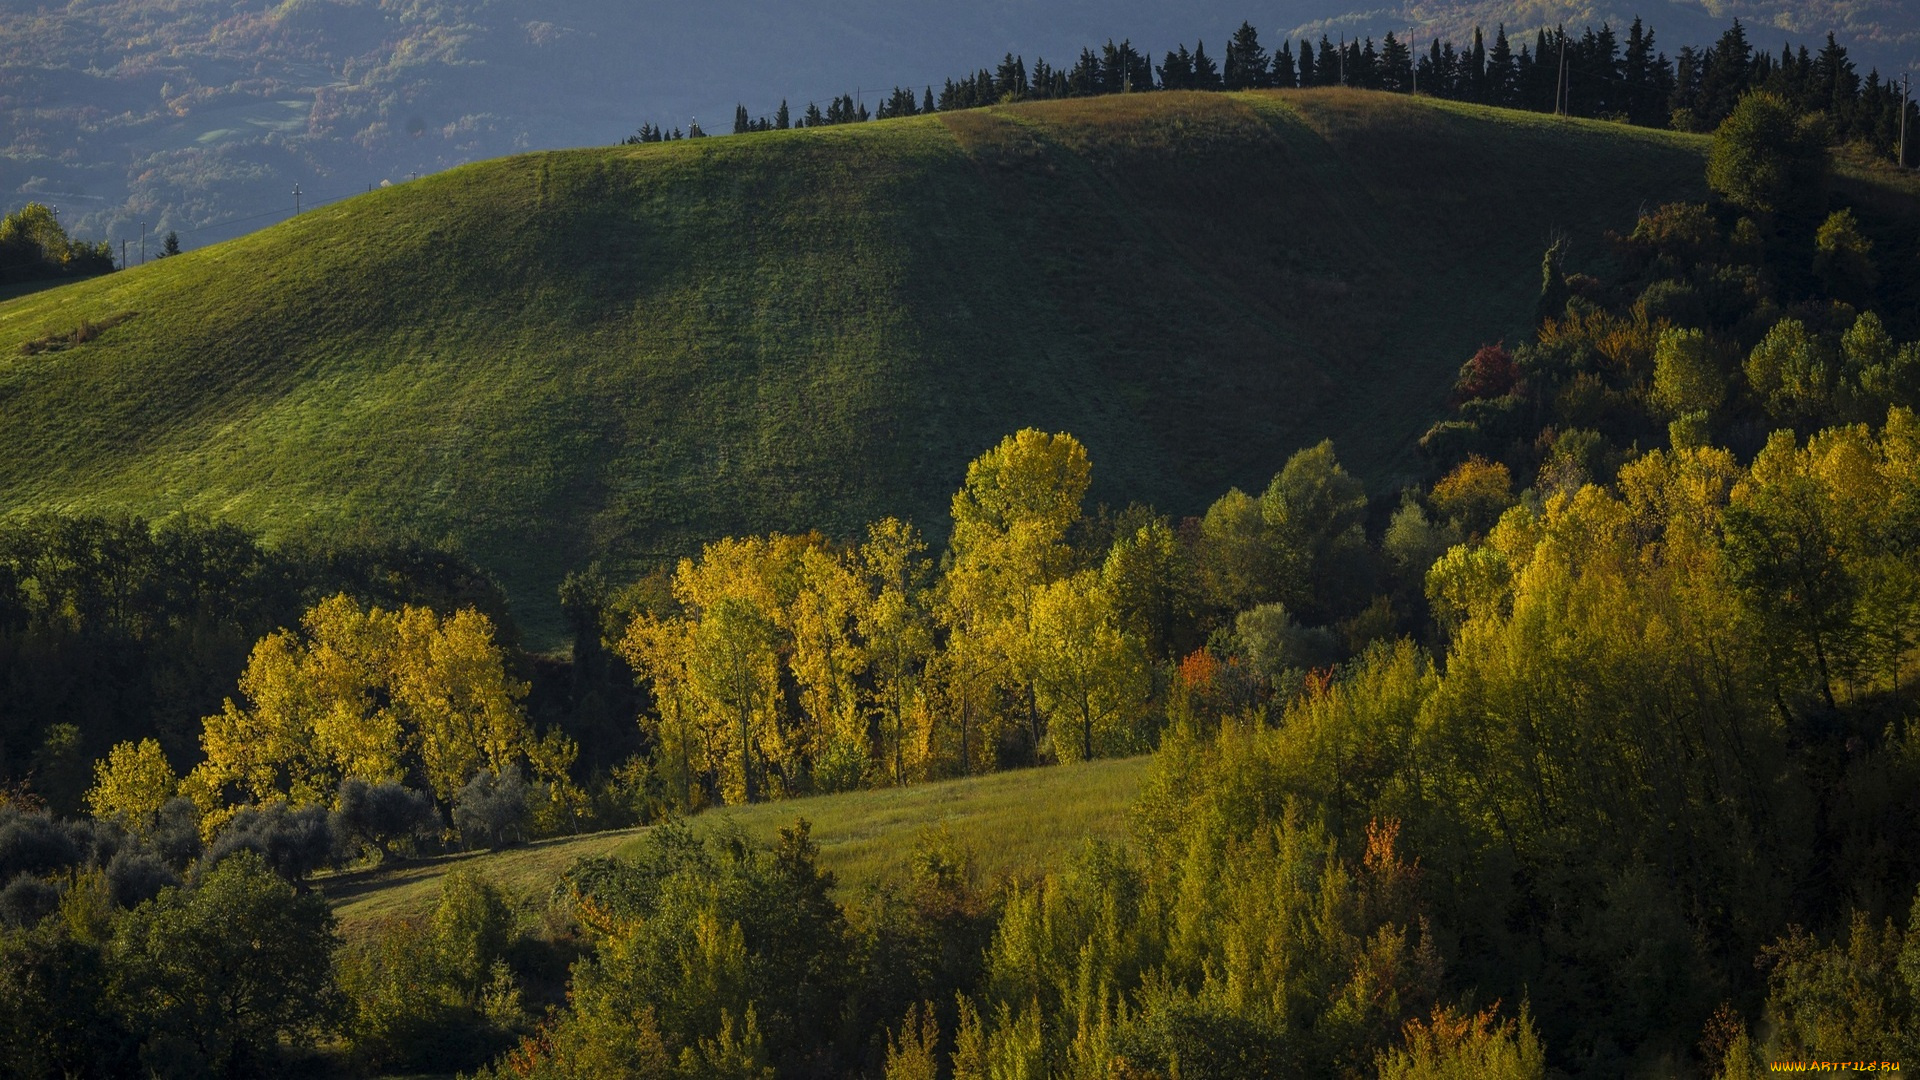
4 0 1907 248
0 89 1718 640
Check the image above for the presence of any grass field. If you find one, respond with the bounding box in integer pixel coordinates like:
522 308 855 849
323 755 1152 932
0 89 1722 644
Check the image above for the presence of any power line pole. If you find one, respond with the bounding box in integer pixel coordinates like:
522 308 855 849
120 240 127 270
1340 33 1347 85
292 183 302 215
1902 73 1910 169
139 221 146 265
1411 30 1418 94
1557 33 1567 115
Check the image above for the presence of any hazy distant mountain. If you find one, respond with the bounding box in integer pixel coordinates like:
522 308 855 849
2 1 1913 249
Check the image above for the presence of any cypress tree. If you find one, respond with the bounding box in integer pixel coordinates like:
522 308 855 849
1192 40 1222 90
776 100 790 129
924 86 936 112
1069 46 1102 95
1297 39 1316 86
1671 46 1701 126
1316 36 1339 86
733 104 749 135
1274 41 1297 88
1487 26 1516 107
1356 38 1379 89
1469 26 1487 101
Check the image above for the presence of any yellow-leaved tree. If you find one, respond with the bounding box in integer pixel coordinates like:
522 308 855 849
935 429 1091 769
1025 571 1150 762
622 535 811 805
858 518 933 786
84 738 178 835
185 594 559 832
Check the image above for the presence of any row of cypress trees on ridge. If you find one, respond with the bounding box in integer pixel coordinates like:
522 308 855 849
623 17 1917 168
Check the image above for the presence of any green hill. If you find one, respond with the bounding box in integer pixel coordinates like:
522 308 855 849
0 89 1715 641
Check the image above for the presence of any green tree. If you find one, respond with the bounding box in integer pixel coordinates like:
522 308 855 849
109 850 339 1076
1746 318 1835 424
1263 440 1371 621
689 594 782 804
1100 517 1198 663
1652 327 1726 418
1198 487 1297 612
0 922 136 1077
1707 91 1828 220
1815 209 1877 305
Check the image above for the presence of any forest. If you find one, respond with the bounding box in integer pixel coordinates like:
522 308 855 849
5 85 1920 1079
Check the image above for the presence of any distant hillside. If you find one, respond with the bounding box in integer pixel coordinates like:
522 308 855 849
2 0 1909 250
0 89 1720 641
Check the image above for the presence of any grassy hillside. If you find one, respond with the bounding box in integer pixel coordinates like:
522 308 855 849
324 755 1150 932
0 89 1715 641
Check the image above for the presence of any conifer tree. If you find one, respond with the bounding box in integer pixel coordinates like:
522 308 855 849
1297 39 1316 86
776 100 790 129
1381 32 1411 93
1192 39 1222 90
1159 45 1193 90
1488 25 1517 105
1273 40 1296 88
733 104 749 135
1224 22 1269 89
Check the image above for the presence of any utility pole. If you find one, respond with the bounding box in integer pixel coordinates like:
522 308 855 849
1557 33 1568 115
1902 73 1910 169
1340 33 1347 85
292 183 302 214
139 221 146 265
1411 30 1418 94
120 240 127 270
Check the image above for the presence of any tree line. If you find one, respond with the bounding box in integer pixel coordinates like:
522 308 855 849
627 17 1917 169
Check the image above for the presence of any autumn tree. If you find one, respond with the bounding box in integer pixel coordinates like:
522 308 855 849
184 595 549 831
937 430 1092 764
1025 572 1150 762
84 738 177 835
859 518 933 785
